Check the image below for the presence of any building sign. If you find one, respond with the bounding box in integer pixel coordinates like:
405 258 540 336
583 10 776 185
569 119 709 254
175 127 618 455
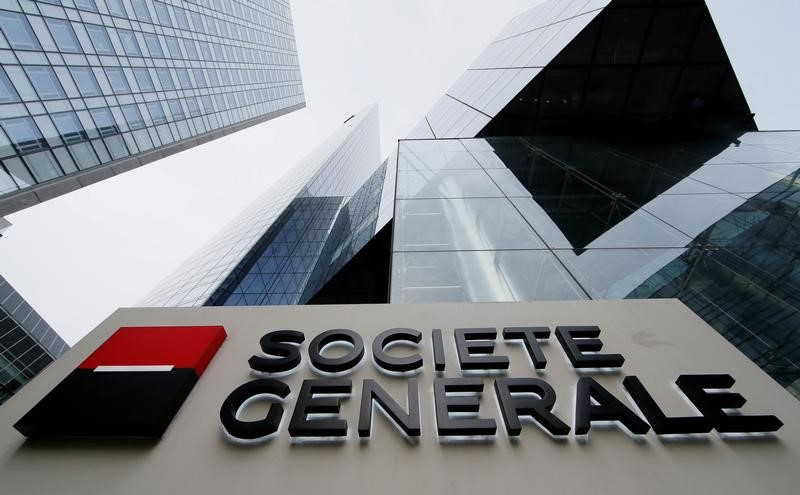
14 326 226 438
0 300 798 494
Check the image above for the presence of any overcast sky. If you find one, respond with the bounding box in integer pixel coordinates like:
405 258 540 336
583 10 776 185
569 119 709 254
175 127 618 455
0 0 797 346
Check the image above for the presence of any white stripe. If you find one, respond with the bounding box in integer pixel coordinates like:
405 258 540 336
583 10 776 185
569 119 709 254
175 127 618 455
93 365 174 372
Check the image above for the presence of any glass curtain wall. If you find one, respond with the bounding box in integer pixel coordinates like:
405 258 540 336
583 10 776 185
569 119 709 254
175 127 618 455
391 132 800 396
0 0 303 200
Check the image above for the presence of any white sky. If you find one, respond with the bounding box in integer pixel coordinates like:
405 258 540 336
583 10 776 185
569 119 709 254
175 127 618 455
0 0 797 346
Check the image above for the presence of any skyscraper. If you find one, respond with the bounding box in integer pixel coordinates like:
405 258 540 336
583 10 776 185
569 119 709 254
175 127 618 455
0 0 304 215
142 104 384 308
0 273 66 405
144 0 799 398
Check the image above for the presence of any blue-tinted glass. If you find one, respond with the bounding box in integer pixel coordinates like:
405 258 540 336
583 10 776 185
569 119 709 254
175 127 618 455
214 93 225 110
44 18 81 53
168 99 184 119
198 41 211 60
174 7 190 30
88 108 119 136
183 39 198 59
155 68 174 90
0 67 19 103
192 69 206 88
191 12 204 33
186 97 201 117
146 101 167 124
130 0 152 22
132 68 154 92
0 12 41 50
106 0 127 17
103 67 130 93
143 34 163 57
201 95 214 113
175 68 192 89
24 66 66 100
68 67 101 97
154 2 172 26
50 112 87 144
117 29 141 56
0 117 46 153
165 36 182 58
74 0 98 13
121 104 144 130
85 24 114 55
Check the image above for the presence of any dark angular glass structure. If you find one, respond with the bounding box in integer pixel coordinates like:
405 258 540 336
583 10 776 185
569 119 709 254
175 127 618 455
0 273 67 405
145 0 800 398
0 0 304 215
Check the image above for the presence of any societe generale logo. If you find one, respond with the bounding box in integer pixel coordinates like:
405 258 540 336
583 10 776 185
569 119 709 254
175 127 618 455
14 325 226 438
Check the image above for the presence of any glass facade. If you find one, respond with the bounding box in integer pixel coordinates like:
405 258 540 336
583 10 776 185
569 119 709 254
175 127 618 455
142 104 383 307
391 133 800 396
0 0 304 214
0 274 67 405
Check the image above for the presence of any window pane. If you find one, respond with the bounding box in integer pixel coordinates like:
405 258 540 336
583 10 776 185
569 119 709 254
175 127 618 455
0 67 19 103
85 24 114 55
155 68 174 90
143 33 163 57
68 66 102 97
0 11 41 50
104 67 130 93
146 101 167 124
168 99 185 119
117 29 141 56
121 104 144 130
24 66 66 100
74 0 98 12
154 2 172 26
175 68 192 89
89 108 119 136
165 36 182 58
106 0 127 17
0 117 47 154
130 0 152 22
132 68 154 92
23 151 62 182
51 112 88 144
44 18 81 53
192 69 206 88
186 97 201 117
174 7 190 30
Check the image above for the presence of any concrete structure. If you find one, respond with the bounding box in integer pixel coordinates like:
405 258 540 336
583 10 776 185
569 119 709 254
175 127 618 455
0 299 798 494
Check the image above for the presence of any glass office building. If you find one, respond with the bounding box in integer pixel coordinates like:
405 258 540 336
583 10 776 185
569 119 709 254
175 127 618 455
0 0 303 215
143 0 800 398
142 104 384 308
0 273 66 405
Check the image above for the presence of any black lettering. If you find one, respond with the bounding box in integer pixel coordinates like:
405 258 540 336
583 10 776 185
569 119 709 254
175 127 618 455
555 326 624 368
289 379 351 437
358 379 420 438
623 376 713 435
676 374 783 433
455 328 509 371
502 326 550 369
494 377 569 436
308 329 364 374
433 378 496 436
219 379 290 440
372 328 423 373
431 328 446 372
248 330 305 373
575 377 650 435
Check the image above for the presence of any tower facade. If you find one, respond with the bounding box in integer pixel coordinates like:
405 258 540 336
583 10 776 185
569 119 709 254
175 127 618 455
144 0 800 398
0 0 304 215
0 273 66 405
